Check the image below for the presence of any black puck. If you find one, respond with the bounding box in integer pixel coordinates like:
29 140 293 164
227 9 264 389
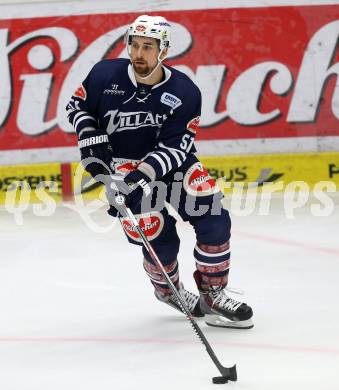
212 376 228 384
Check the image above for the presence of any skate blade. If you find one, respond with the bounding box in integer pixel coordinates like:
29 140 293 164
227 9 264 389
205 314 254 329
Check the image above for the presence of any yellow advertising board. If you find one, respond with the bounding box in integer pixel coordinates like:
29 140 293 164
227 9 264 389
0 152 338 205
70 162 106 202
200 152 339 193
0 163 62 205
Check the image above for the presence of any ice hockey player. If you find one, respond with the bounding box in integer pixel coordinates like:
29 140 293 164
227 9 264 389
66 14 253 329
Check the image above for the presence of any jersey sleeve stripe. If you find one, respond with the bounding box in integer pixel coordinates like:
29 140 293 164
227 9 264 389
66 107 77 118
156 151 172 171
149 154 167 176
71 111 89 125
158 142 186 159
75 115 97 132
170 150 185 166
77 126 97 138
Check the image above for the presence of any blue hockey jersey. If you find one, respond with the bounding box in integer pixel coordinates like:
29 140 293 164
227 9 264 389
67 58 201 181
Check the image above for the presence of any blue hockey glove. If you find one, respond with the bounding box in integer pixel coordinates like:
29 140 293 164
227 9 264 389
78 129 113 179
123 169 152 210
107 170 151 217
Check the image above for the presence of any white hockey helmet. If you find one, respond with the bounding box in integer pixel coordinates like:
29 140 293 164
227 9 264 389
126 14 171 51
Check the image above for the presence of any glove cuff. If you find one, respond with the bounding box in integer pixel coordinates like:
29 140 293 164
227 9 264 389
124 169 151 186
124 169 152 198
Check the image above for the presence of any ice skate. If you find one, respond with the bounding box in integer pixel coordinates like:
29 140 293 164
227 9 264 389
154 282 205 318
194 271 254 329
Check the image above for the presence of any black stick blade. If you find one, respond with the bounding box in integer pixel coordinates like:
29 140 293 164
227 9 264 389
212 376 228 384
212 364 237 384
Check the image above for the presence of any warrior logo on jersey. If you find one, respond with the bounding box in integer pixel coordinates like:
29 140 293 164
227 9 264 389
74 84 87 100
187 116 200 134
121 212 164 242
183 162 218 197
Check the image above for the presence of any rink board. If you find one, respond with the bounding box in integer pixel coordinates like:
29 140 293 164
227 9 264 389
202 152 339 193
1 152 338 205
0 152 338 205
0 163 62 205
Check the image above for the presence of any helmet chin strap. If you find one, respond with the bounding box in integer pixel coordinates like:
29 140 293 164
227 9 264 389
130 48 167 81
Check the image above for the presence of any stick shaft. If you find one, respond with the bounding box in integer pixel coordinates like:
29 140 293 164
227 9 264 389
123 204 235 377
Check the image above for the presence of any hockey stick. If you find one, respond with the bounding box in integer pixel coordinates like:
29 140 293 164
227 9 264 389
114 193 237 384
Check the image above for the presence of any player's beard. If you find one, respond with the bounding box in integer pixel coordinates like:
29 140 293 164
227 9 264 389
132 60 153 77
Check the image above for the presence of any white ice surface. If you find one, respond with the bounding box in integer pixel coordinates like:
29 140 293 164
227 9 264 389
1 196 339 390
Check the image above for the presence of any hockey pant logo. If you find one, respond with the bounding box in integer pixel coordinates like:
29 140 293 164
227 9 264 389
120 211 164 242
183 162 219 197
